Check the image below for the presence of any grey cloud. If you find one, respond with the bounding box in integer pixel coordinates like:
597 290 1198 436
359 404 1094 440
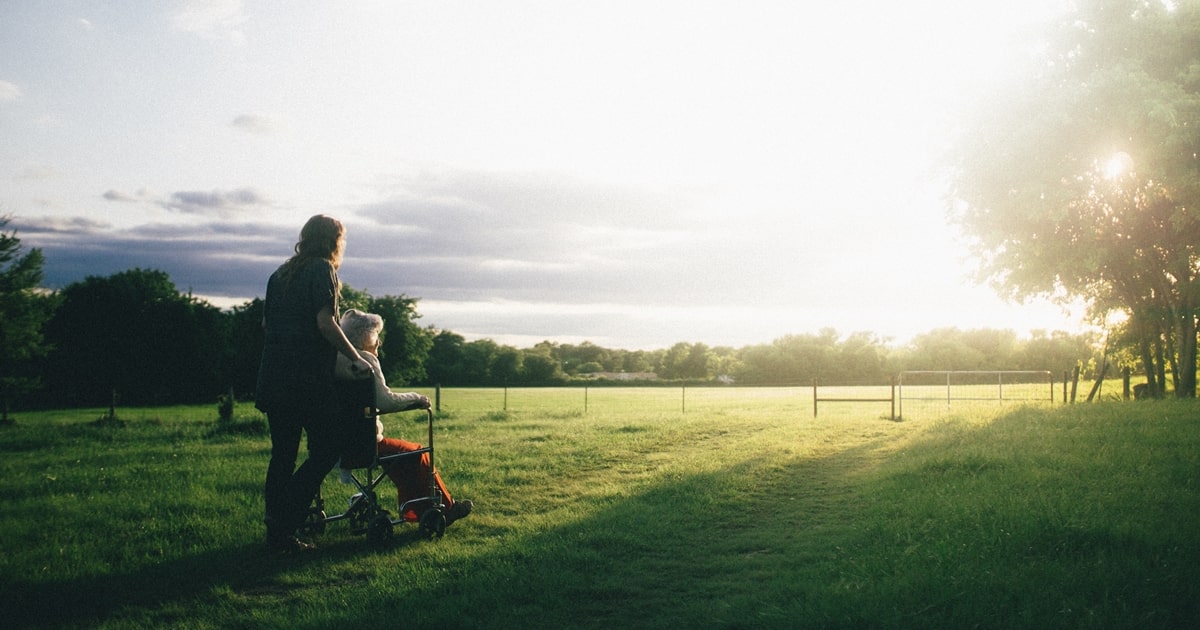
103 189 139 202
163 187 268 215
340 169 785 308
231 114 275 135
364 169 686 229
15 216 293 300
15 168 806 347
15 215 111 234
353 169 696 266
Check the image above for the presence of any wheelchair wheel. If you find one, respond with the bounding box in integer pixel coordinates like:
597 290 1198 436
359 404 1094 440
348 497 372 534
299 508 327 536
367 513 393 544
419 508 446 539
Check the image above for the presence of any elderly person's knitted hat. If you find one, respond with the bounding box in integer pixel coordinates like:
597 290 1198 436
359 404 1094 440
339 309 383 350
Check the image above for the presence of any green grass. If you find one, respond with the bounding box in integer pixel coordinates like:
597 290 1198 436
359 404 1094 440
1 390 1197 628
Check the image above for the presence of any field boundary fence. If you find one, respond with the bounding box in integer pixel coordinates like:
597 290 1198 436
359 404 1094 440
897 370 1056 419
428 385 814 416
420 372 1056 419
811 378 896 420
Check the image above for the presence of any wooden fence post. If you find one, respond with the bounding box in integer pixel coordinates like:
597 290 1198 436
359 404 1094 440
1070 365 1080 403
890 375 896 421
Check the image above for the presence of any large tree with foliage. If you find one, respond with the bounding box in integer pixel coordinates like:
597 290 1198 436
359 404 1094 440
0 217 57 421
226 297 264 399
519 347 567 385
658 342 716 381
43 269 227 406
948 0 1200 397
425 330 467 385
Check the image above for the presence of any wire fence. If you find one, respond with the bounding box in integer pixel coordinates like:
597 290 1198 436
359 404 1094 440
418 385 814 417
897 370 1057 419
400 373 1061 421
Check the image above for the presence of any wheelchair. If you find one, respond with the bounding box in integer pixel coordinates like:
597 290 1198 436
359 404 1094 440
299 375 447 543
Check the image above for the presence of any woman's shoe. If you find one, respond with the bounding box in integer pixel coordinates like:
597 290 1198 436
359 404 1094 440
268 533 316 553
266 515 315 552
445 499 473 526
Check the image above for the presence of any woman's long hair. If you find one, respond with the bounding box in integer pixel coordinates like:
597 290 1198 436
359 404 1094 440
279 214 345 285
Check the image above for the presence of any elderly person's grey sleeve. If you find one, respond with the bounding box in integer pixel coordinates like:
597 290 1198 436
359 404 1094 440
364 353 427 414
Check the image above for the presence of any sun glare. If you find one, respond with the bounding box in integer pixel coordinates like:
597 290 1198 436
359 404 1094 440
1103 151 1133 179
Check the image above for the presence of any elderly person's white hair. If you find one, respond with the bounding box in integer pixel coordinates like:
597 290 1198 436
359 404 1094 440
340 309 384 350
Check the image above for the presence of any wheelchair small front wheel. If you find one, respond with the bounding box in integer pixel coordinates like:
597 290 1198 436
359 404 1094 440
419 509 446 539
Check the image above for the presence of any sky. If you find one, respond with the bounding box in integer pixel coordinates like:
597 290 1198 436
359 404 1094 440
0 0 1087 350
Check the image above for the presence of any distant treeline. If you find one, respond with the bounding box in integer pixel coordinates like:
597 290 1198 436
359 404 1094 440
16 268 1103 409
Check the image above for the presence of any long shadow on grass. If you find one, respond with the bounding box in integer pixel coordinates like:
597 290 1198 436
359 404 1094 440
0 429 894 629
0 523 438 628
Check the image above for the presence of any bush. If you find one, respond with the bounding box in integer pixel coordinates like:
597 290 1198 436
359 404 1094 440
211 389 267 437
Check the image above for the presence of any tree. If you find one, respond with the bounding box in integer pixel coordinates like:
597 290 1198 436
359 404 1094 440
0 217 57 422
658 342 692 380
339 284 372 313
659 342 717 381
612 348 653 373
903 328 999 371
426 330 466 385
43 269 226 406
461 339 499 385
838 332 887 384
555 341 610 375
1017 330 1101 376
948 0 1200 396
368 294 431 386
226 298 264 398
709 346 742 383
520 348 566 385
491 346 524 384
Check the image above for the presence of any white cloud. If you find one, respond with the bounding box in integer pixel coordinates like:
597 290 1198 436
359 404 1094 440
0 80 21 103
15 164 58 180
2 1 1090 350
172 0 248 44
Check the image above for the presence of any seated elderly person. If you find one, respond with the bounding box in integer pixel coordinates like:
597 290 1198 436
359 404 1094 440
335 309 472 526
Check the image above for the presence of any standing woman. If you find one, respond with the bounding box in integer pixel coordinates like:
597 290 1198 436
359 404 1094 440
256 215 371 552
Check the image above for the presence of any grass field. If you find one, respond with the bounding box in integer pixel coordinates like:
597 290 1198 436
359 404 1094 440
1 387 1198 628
